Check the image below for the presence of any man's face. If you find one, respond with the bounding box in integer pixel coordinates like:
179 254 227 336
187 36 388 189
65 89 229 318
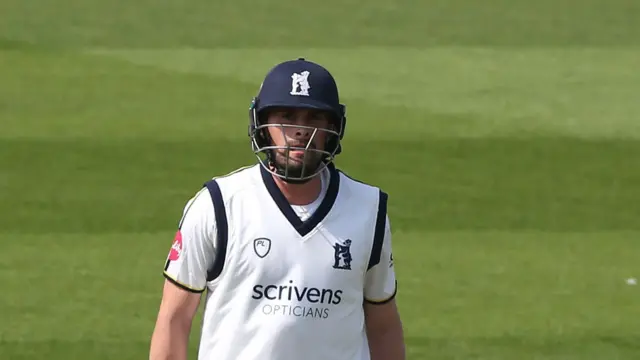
264 107 334 178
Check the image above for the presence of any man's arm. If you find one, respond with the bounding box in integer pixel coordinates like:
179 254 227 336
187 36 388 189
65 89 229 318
149 281 202 360
364 215 406 360
149 189 217 360
364 298 405 360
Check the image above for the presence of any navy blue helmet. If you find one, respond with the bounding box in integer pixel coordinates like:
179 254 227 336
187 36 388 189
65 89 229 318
249 58 347 183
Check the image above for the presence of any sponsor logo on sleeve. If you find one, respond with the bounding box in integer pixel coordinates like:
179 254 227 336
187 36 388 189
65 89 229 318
169 230 183 261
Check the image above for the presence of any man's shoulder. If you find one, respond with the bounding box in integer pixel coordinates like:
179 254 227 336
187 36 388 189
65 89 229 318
179 164 261 225
204 163 263 200
178 185 215 228
183 164 259 206
335 167 385 197
210 164 260 182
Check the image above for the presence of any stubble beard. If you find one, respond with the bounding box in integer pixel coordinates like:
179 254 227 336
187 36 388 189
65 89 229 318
272 148 323 179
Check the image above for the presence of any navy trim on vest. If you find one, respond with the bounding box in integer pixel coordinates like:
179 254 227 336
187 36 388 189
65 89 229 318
368 190 388 270
204 179 228 282
260 162 340 237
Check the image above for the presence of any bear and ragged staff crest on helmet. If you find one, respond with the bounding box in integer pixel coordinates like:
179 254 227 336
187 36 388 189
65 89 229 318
290 70 311 96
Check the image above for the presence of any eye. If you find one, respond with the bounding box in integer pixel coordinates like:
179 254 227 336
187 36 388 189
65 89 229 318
310 113 329 126
270 111 293 124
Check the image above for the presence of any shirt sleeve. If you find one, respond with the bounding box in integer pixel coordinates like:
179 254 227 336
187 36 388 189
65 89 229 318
364 215 397 304
163 188 217 293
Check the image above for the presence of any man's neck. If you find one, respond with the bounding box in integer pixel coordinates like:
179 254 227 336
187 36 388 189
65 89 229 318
272 175 322 206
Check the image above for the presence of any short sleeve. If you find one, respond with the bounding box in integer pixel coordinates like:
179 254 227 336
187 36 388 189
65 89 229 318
364 215 397 304
163 188 217 293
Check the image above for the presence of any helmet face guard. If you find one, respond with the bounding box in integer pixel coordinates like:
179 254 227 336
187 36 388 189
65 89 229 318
249 99 346 183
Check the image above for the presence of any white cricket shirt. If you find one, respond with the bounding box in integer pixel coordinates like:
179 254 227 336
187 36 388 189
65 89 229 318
163 163 397 360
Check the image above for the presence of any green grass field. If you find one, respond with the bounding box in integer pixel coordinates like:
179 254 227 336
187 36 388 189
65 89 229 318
2 0 640 359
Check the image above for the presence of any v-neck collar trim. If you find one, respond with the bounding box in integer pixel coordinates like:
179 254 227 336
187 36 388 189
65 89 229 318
260 163 340 237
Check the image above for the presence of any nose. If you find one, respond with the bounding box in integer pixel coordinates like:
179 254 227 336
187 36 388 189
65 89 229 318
294 127 310 139
292 117 312 138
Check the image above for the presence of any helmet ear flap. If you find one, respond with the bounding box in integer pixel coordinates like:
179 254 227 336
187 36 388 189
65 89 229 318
338 104 347 140
249 96 274 152
334 104 347 155
322 104 346 156
248 97 258 137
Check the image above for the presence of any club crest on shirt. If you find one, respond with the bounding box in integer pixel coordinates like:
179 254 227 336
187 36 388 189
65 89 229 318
253 237 271 258
169 230 183 261
332 239 352 270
